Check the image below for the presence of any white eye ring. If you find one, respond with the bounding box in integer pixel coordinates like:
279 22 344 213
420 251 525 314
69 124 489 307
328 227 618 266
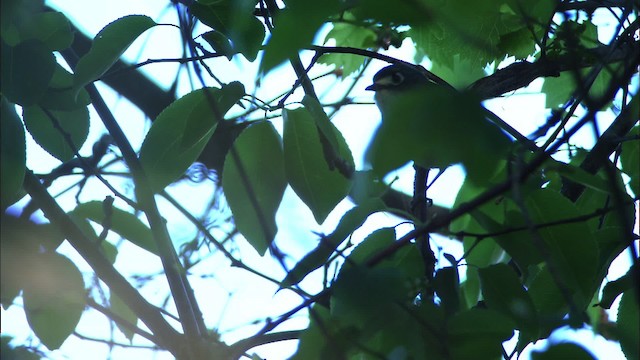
390 72 405 85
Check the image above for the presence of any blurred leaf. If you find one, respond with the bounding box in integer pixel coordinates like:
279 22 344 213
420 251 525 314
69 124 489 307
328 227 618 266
479 263 539 336
429 55 487 89
617 290 639 360
23 252 86 350
22 105 89 161
349 170 387 204
140 86 241 192
283 106 352 223
0 336 40 360
0 97 26 209
39 63 92 111
1 39 55 106
72 201 158 256
332 265 406 326
72 15 156 95
17 11 73 51
110 292 137 341
222 122 286 256
447 308 515 360
531 343 596 360
283 198 386 286
620 122 639 197
260 0 340 73
433 266 461 316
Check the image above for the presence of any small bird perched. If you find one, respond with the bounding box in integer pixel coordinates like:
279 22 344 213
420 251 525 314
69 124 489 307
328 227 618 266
364 64 512 185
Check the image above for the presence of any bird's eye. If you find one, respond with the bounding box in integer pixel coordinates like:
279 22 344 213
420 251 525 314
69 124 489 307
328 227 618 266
390 72 405 85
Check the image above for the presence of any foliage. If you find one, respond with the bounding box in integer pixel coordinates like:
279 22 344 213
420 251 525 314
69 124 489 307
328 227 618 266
1 0 638 359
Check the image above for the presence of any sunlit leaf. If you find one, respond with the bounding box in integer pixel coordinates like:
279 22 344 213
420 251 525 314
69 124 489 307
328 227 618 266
222 121 286 256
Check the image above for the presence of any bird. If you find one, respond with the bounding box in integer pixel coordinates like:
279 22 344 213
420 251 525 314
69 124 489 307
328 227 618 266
364 63 512 185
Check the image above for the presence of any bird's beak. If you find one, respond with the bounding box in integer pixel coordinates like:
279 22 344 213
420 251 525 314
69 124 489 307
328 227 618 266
365 83 377 91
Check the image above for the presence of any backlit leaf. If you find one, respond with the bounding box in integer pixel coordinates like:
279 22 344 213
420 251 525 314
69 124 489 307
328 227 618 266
283 106 353 223
222 122 286 255
23 252 85 350
72 15 156 95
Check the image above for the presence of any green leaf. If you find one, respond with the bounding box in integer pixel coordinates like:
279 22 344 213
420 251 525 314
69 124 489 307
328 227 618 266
222 121 286 256
331 265 406 327
1 39 56 106
22 105 89 161
318 18 376 76
531 343 596 360
259 0 341 73
0 336 40 360
72 15 156 95
348 170 387 204
478 263 539 336
365 85 511 185
618 290 639 360
110 292 137 341
0 97 26 209
598 264 636 309
447 308 515 360
283 106 352 223
433 266 461 316
23 252 86 350
407 1 521 70
620 122 639 197
343 227 395 267
71 201 158 256
201 30 234 60
39 63 92 111
282 198 386 286
526 189 599 310
17 11 73 51
140 86 240 192
545 160 613 194
189 0 264 61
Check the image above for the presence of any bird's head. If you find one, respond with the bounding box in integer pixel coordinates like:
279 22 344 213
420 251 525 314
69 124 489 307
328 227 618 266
366 64 436 115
